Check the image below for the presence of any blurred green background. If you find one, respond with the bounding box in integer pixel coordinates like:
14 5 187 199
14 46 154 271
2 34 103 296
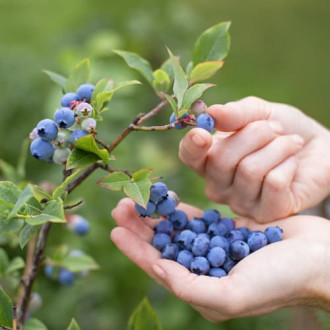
0 0 329 329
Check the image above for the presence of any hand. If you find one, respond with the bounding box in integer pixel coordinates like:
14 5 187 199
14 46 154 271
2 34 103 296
110 198 330 321
179 96 330 221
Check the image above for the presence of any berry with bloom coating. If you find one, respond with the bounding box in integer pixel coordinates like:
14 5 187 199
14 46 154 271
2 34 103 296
58 269 75 286
207 222 227 237
70 130 90 146
76 102 93 118
207 247 226 267
221 217 235 232
210 235 229 253
191 235 210 256
156 196 176 216
265 226 283 243
149 182 168 203
54 108 75 128
222 256 237 273
196 113 215 132
202 209 220 226
247 231 268 252
209 268 227 278
237 226 250 241
73 217 90 235
191 99 207 116
76 84 95 102
152 233 171 251
190 256 210 275
37 119 58 141
169 112 188 129
155 220 173 236
81 118 97 132
168 209 188 230
176 250 193 269
230 240 250 261
227 230 245 245
30 138 54 160
177 230 197 250
187 218 206 233
52 148 70 165
61 92 78 108
162 243 179 260
135 201 156 217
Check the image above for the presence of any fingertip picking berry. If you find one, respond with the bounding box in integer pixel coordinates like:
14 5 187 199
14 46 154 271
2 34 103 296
37 119 58 141
196 113 215 132
54 108 75 128
30 138 54 161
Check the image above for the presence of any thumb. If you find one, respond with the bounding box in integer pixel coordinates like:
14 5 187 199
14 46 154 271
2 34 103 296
208 96 273 132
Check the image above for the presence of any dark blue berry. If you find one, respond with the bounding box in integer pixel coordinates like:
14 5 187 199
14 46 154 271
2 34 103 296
177 230 197 250
61 92 78 108
196 113 215 132
264 226 283 243
76 83 95 102
230 240 250 261
226 230 245 245
237 226 250 241
169 112 188 129
207 222 227 237
190 257 210 275
149 182 168 203
37 119 58 141
135 201 156 217
155 220 173 236
247 231 268 252
202 209 221 226
152 233 171 251
222 256 237 273
54 108 75 128
73 217 89 235
30 138 54 161
156 196 176 216
58 269 75 286
209 268 227 278
207 247 226 267
168 210 188 230
191 235 210 256
162 243 179 260
176 250 193 269
220 217 235 232
210 235 230 253
187 218 206 233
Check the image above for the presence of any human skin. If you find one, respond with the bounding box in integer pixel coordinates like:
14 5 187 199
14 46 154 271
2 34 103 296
110 198 330 321
179 96 330 222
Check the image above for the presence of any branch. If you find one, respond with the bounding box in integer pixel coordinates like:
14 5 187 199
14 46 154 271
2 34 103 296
130 123 176 131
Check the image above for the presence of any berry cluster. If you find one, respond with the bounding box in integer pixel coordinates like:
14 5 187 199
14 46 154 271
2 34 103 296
169 100 215 132
135 182 283 277
29 83 96 164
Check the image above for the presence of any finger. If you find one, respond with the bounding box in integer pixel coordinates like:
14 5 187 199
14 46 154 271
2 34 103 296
208 96 275 132
230 135 304 216
179 128 213 176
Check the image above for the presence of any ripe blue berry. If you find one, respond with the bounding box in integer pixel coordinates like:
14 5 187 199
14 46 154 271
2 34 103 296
191 235 210 256
264 226 283 243
207 247 226 267
177 230 197 250
76 84 95 102
187 218 206 233
73 217 90 235
70 130 90 146
227 230 245 245
37 119 58 141
149 182 168 203
58 269 75 286
202 209 221 226
196 113 215 132
210 235 229 253
76 102 93 118
30 138 54 161
209 268 227 278
44 265 53 279
54 108 75 128
190 257 210 275
247 231 267 252
207 222 227 237
61 92 78 108
220 217 235 232
155 220 173 236
169 112 188 129
168 209 188 230
230 240 250 261
162 243 179 260
176 250 193 269
222 256 237 273
156 196 176 216
135 201 156 217
237 227 250 241
152 233 171 251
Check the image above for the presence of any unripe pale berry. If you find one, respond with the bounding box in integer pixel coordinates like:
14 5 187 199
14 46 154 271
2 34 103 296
54 130 71 148
76 102 93 118
81 118 97 132
29 127 38 141
191 99 207 115
52 148 70 165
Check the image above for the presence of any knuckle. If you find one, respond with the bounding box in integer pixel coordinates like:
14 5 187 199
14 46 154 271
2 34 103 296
237 159 260 181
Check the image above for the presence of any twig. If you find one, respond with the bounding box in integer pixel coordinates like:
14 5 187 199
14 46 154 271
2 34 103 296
12 304 17 330
130 123 176 131
0 324 13 330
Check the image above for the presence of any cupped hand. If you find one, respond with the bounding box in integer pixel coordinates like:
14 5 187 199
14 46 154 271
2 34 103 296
179 96 330 221
110 198 330 321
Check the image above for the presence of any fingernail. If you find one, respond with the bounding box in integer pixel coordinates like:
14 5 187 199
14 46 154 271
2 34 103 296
291 134 304 146
269 121 283 134
191 132 206 147
153 264 166 280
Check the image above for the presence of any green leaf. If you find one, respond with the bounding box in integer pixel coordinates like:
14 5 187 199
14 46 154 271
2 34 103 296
0 249 9 276
52 169 84 199
0 286 12 327
0 159 19 183
124 169 152 208
19 224 40 249
66 149 100 170
193 21 231 66
74 134 109 164
186 61 193 76
25 318 48 330
161 94 178 114
182 83 215 110
160 58 174 86
113 50 154 85
91 78 114 104
98 172 131 192
31 186 52 203
5 257 24 275
43 70 67 90
8 184 34 219
152 69 170 94
67 318 81 330
166 47 188 109
189 61 224 83
128 297 162 330
65 58 91 92
111 80 142 93
0 181 20 207
62 254 99 272
26 199 66 226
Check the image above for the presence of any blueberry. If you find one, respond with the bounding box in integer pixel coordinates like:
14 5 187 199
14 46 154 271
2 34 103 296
37 119 58 141
197 233 210 240
30 138 54 161
264 226 283 243
70 130 90 146
135 201 156 217
237 226 250 241
156 196 176 216
152 233 171 251
207 222 227 237
209 268 227 278
58 269 75 286
61 92 78 108
73 217 90 235
230 240 250 261
177 230 197 250
149 182 168 203
168 209 188 230
187 218 206 234
191 235 210 256
44 265 53 279
190 257 210 275
52 148 70 165
202 209 221 226
190 100 207 116
169 112 188 129
54 108 76 128
162 243 179 260
207 247 226 267
220 217 235 232
247 231 268 252
226 230 245 245
222 256 237 273
196 113 215 132
172 232 181 244
81 118 97 132
210 235 229 253
76 102 94 118
76 83 95 102
176 250 193 269
155 220 173 236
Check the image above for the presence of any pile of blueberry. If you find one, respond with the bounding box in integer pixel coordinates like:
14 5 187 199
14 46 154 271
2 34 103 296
169 100 215 132
135 182 283 277
29 83 96 164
